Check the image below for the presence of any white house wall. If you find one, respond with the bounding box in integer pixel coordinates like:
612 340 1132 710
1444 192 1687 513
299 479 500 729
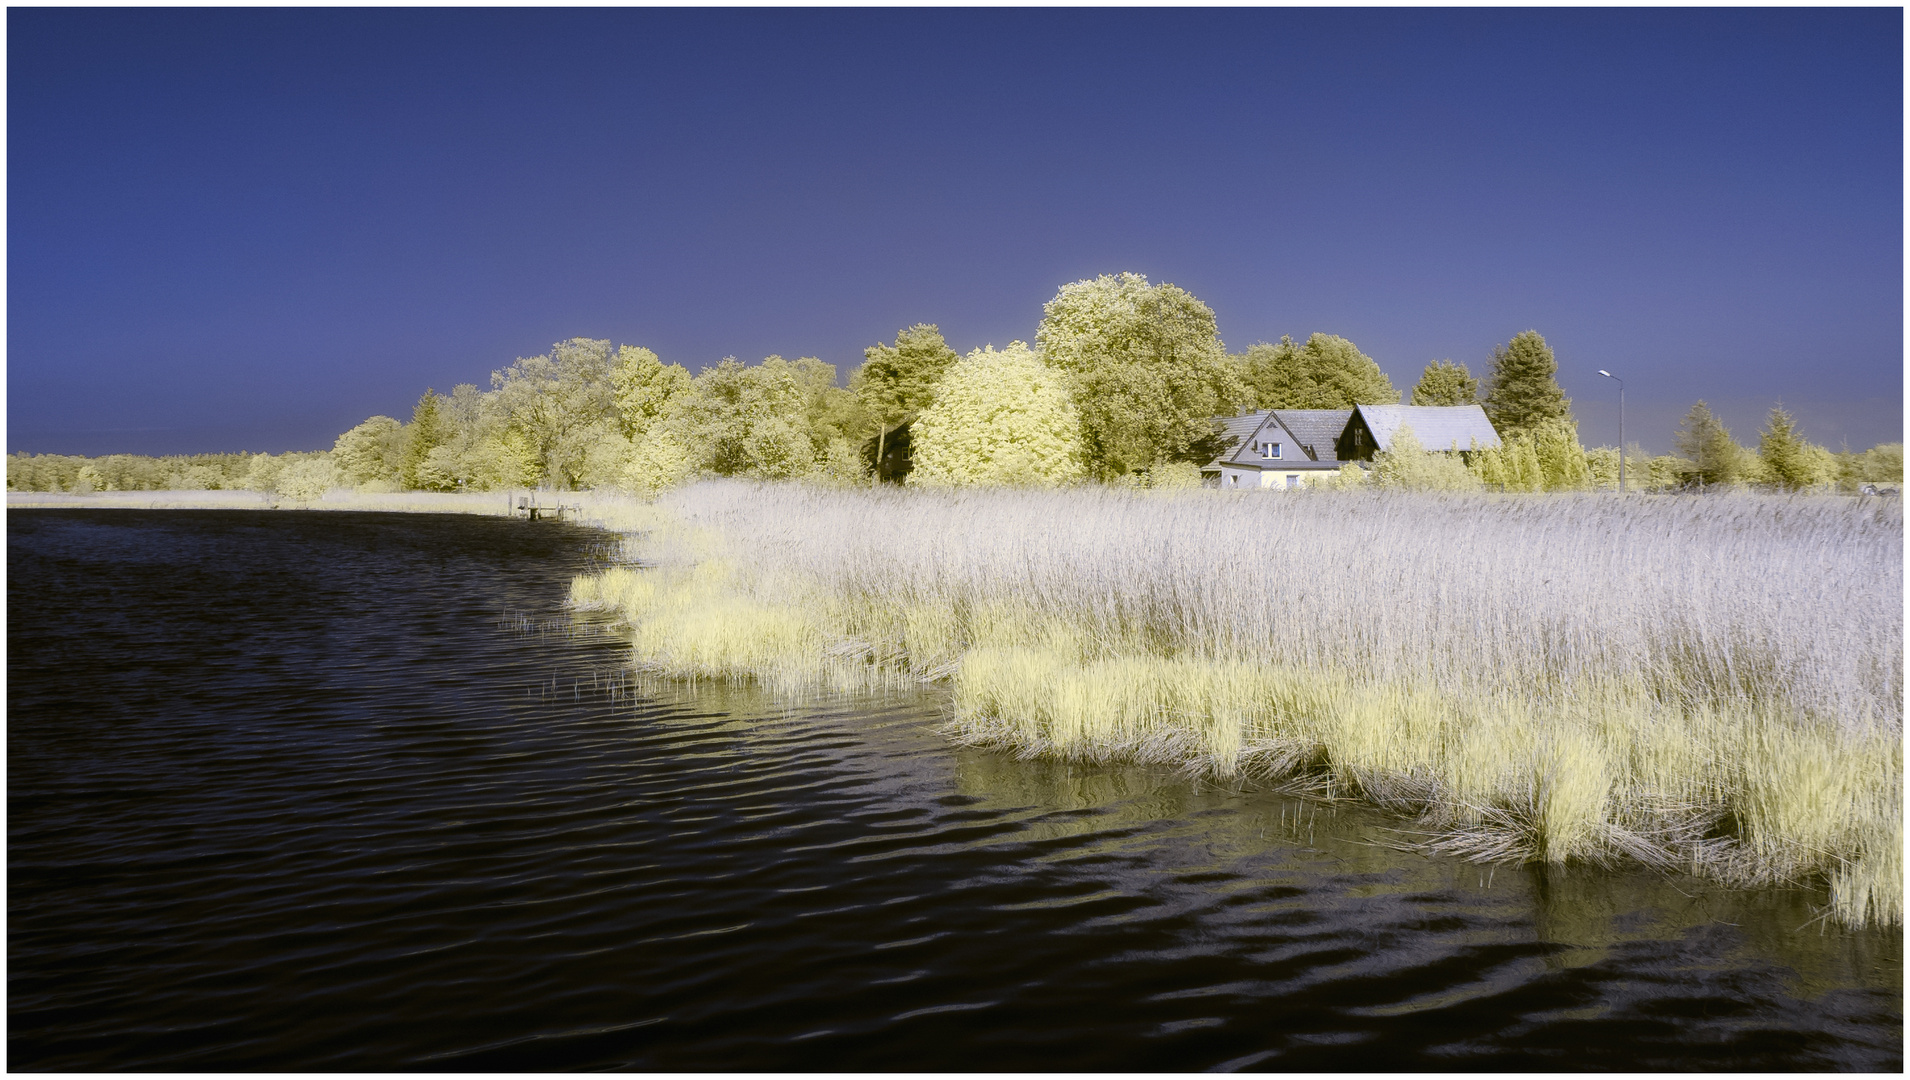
1216 467 1314 489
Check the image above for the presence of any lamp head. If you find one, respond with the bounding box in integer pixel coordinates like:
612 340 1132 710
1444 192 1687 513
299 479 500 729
1598 370 1612 378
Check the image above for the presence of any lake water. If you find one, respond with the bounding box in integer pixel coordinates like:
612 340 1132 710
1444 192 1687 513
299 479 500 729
8 509 1901 1070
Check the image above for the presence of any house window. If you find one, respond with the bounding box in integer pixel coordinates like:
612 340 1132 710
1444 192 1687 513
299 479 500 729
1260 442 1281 459
1286 474 1301 488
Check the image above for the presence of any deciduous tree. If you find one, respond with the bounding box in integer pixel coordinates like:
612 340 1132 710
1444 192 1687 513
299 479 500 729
1838 442 1904 491
1585 445 1621 489
1037 273 1245 477
668 355 863 482
853 324 958 482
1532 418 1592 491
1240 334 1400 410
610 346 692 440
1409 359 1478 406
910 342 1085 487
490 338 620 488
1467 434 1543 491
273 453 341 502
332 415 406 488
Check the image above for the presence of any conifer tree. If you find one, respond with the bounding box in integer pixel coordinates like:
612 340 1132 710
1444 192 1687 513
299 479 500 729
1672 401 1745 486
1481 330 1570 437
1758 405 1835 490
403 390 452 490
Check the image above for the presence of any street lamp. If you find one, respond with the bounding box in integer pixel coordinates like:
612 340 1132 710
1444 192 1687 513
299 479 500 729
1598 370 1624 492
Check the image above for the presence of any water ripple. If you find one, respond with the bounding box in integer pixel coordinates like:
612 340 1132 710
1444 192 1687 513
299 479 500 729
9 509 1900 1070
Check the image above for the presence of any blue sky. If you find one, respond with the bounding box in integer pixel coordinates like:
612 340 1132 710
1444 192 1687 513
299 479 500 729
9 8 1902 456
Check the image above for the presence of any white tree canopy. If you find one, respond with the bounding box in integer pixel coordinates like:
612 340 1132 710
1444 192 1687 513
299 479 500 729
910 342 1085 487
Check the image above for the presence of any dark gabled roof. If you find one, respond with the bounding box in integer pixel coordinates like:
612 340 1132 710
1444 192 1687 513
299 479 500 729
1269 409 1354 461
1213 410 1267 450
1204 410 1270 469
1219 412 1299 468
1204 408 1354 470
1207 412 1356 472
1355 404 1501 452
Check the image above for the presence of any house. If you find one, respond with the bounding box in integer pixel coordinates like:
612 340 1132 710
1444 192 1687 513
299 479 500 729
1202 409 1355 489
1336 404 1501 460
1201 404 1502 488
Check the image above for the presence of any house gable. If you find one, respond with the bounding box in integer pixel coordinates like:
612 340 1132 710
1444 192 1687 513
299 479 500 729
1229 413 1300 466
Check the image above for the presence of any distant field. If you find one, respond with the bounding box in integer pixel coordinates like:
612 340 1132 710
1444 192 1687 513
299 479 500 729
571 481 1903 927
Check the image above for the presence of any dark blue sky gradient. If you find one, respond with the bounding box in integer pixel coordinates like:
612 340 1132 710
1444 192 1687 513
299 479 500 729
9 8 1902 455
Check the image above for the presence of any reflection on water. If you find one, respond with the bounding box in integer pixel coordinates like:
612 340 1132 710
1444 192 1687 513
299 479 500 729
9 510 1900 1070
943 736 1899 1059
950 741 1889 989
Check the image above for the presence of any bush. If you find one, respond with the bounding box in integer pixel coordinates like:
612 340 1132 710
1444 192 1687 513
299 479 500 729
1373 425 1481 491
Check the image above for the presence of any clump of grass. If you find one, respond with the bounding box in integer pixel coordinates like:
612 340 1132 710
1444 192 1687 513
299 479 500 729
571 480 1902 927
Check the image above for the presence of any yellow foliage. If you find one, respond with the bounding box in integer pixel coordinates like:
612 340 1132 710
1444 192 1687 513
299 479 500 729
909 343 1086 487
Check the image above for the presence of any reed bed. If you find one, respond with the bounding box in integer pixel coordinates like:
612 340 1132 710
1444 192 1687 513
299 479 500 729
571 481 1902 927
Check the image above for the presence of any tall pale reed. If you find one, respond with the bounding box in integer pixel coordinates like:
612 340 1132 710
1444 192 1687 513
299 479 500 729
570 480 1902 926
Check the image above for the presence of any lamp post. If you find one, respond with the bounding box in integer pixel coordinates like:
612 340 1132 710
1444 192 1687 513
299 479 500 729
1598 369 1624 492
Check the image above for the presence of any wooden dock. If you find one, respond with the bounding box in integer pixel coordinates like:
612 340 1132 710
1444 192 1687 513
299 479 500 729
512 496 582 521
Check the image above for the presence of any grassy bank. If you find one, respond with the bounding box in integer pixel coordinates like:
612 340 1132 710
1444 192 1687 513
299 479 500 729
570 481 1903 927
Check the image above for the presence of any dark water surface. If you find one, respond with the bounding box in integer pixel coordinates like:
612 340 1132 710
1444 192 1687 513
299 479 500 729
9 510 1901 1070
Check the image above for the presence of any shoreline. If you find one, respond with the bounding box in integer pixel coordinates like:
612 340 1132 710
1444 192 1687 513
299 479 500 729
568 481 1904 929
9 489 516 514
5 488 663 534
12 482 1901 929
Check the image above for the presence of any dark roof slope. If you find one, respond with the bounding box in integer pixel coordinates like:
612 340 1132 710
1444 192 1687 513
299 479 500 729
1204 411 1270 468
1270 409 1354 461
1206 412 1346 471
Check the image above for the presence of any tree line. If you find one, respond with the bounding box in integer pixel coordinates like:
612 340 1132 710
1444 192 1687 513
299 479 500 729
8 272 1901 495
1368 331 1902 494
